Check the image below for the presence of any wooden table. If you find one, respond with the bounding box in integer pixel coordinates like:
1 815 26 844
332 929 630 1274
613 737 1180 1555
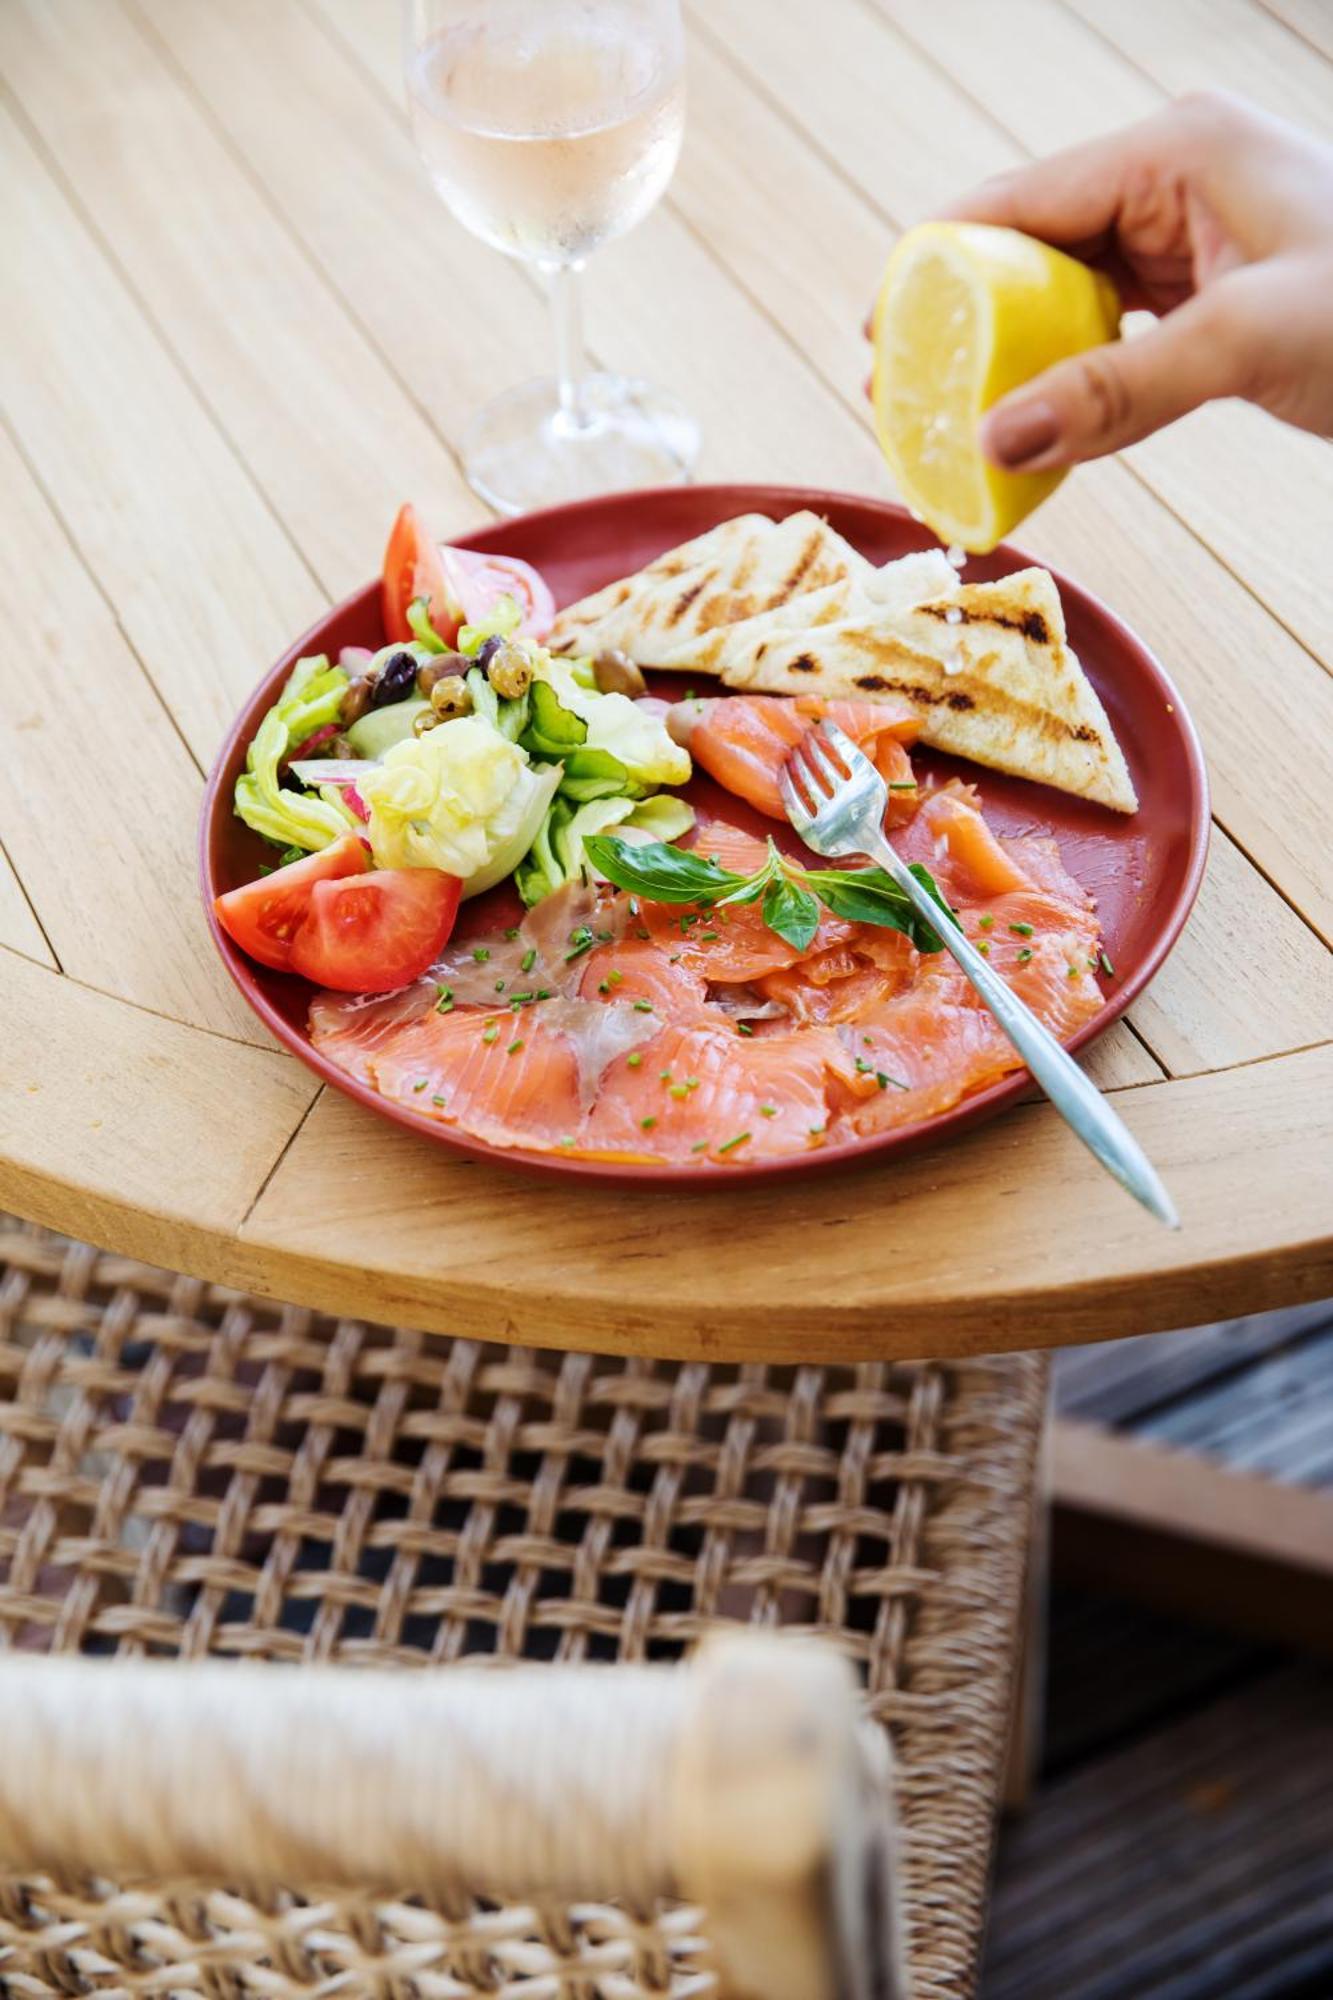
2 0 1330 1361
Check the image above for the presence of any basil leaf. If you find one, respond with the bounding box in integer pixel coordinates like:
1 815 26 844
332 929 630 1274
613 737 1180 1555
582 834 747 905
809 863 956 953
762 876 820 951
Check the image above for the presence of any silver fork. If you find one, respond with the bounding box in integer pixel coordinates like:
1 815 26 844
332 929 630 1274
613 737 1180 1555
780 721 1179 1227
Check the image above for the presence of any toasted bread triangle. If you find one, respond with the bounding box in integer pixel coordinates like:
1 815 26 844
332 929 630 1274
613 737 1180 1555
708 568 1137 813
549 511 872 662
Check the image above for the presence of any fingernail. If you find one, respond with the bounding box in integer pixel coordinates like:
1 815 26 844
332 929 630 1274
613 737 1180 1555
982 398 1060 468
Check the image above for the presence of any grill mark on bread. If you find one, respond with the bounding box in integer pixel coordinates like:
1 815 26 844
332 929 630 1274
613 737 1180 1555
668 574 711 625
921 601 1050 645
768 528 825 609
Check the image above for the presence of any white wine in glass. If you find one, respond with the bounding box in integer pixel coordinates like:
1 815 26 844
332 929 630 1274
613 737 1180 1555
405 0 699 514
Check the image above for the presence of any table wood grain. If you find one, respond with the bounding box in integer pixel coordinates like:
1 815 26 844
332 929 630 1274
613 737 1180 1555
2 0 1330 1358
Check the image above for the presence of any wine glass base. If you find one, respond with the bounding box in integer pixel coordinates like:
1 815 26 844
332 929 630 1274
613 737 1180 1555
462 373 700 516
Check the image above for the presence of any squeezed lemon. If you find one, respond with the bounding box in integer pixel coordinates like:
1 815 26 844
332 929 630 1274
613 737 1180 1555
870 222 1120 553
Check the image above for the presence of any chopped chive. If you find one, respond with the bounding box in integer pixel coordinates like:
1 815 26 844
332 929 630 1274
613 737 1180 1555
627 1052 644 1068
879 1074 909 1091
564 927 595 960
636 929 650 940
472 947 490 963
633 999 653 1013
684 687 696 700
977 940 990 956
808 1123 826 1138
1066 965 1079 980
520 948 537 973
607 969 623 987
412 1079 428 1093
669 1083 689 1099
509 991 533 1004
641 1115 657 1131
1009 921 1034 937
691 1139 709 1154
669 953 682 964
598 980 611 995
659 1069 673 1081
684 1077 700 1092
435 985 454 1013
495 978 506 992
503 927 519 941
536 987 554 1000
1099 951 1116 977
736 1022 754 1037
978 914 994 930
507 1037 524 1055
887 782 918 791
1017 947 1033 964
700 930 719 942
718 1131 751 1155
432 1095 446 1108
482 1026 499 1044
558 1135 575 1148
759 1104 778 1118
855 1056 873 1074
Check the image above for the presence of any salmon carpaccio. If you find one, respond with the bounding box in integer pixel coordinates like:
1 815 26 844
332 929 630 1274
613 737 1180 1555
309 754 1109 1166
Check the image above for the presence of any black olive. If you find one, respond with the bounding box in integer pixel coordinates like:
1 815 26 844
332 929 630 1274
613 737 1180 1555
474 635 502 671
371 649 419 708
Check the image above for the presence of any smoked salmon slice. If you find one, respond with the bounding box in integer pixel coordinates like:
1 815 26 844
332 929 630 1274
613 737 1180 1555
309 760 1111 1164
678 694 920 821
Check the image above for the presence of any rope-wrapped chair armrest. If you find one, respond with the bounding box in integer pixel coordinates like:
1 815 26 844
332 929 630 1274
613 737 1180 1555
0 1633 905 2000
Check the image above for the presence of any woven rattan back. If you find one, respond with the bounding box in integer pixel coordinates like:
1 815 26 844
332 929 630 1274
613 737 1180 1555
0 1220 1044 1997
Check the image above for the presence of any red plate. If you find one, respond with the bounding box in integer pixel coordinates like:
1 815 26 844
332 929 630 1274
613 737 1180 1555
200 484 1209 1183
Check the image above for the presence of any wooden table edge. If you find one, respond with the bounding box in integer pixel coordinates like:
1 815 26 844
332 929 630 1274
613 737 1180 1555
3 1150 1329 1364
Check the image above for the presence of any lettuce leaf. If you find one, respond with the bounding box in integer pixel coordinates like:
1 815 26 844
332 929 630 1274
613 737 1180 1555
233 654 355 852
526 658 690 791
515 791 695 906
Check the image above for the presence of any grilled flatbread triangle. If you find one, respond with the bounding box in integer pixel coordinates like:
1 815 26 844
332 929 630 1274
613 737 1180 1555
705 567 1138 814
654 546 960 675
549 511 872 663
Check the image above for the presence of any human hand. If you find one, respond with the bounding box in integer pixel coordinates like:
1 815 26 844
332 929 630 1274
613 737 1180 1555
907 93 1333 470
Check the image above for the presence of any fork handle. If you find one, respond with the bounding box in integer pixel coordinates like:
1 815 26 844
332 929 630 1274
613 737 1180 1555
864 832 1179 1227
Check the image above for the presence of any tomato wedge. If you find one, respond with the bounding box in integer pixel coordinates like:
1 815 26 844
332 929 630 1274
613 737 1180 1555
214 835 368 971
382 502 457 645
382 502 556 645
288 868 462 993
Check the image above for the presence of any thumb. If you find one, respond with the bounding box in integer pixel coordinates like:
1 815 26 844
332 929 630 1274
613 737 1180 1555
978 291 1247 470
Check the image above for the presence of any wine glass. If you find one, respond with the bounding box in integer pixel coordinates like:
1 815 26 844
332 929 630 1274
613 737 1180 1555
404 0 699 515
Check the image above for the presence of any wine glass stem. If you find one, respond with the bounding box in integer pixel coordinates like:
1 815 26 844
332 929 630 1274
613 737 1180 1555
546 260 591 436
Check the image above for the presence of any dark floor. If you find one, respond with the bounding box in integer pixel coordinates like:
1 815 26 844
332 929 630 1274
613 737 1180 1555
980 1301 1333 2000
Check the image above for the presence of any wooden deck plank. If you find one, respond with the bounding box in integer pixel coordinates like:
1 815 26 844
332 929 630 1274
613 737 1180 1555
986 1664 1333 1999
0 410 266 1044
870 0 1333 668
1054 1301 1332 1424
0 100 321 769
2 0 479 607
1133 1330 1333 1481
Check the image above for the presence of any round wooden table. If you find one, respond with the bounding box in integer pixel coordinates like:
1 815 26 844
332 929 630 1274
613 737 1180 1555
2 0 1330 1363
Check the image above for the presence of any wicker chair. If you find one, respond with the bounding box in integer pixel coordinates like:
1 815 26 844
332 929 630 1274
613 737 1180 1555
0 1219 1045 1999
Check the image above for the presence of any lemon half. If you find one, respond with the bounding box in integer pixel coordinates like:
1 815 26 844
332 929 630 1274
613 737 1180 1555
871 222 1120 554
